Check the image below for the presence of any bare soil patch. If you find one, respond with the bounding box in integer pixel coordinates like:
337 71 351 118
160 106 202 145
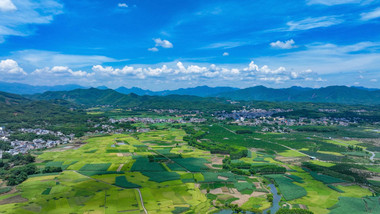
368 176 380 181
0 195 28 205
117 164 124 172
205 163 220 170
217 176 228 181
230 189 266 206
299 204 307 209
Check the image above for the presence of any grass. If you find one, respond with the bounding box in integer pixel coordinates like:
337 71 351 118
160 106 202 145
327 185 345 193
278 150 307 157
79 163 111 171
131 157 166 172
234 181 256 194
141 171 181 183
317 151 344 156
241 196 271 211
0 187 12 194
290 170 372 214
115 176 141 188
284 174 305 183
5 126 376 214
168 158 209 172
265 174 307 201
309 171 346 184
310 160 335 167
329 196 379 214
41 187 52 195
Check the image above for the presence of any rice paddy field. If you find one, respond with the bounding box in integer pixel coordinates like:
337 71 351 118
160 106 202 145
0 124 378 214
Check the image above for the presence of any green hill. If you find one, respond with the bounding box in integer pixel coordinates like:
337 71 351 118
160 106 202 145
27 88 238 111
217 86 380 105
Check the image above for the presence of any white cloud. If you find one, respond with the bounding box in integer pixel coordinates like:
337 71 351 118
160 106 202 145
0 0 63 42
154 38 173 48
117 3 128 8
291 69 313 79
287 16 343 31
0 0 16 11
270 39 296 49
259 76 290 83
148 47 159 52
202 41 247 49
223 52 229 56
255 41 380 75
361 7 380 21
306 0 363 5
370 78 377 82
12 50 116 68
0 59 326 88
32 66 92 77
0 59 26 75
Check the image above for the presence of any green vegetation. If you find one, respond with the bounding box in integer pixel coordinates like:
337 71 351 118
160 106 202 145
0 90 379 214
79 163 111 171
265 174 307 201
329 196 380 214
141 171 181 182
276 208 314 214
0 187 12 194
115 176 141 188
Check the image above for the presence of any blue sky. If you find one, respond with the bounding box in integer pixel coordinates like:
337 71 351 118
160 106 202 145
0 0 380 90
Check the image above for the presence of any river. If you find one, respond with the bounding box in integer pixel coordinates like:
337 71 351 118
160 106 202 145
215 184 281 214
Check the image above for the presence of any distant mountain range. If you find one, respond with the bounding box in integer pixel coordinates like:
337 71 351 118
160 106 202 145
216 86 380 105
0 82 238 97
1 82 380 105
25 88 235 110
114 86 238 97
0 82 85 94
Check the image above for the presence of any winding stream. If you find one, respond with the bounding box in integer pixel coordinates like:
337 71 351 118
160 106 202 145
216 184 282 214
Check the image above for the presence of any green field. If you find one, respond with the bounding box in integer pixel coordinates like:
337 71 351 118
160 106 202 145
0 124 378 214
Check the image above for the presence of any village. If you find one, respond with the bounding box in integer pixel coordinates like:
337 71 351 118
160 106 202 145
0 127 74 156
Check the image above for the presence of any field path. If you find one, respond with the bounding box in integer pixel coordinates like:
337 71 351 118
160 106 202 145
220 125 237 135
70 170 148 214
331 139 376 162
116 164 124 172
136 188 148 214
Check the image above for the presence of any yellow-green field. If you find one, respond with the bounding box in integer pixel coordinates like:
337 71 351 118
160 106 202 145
0 127 377 214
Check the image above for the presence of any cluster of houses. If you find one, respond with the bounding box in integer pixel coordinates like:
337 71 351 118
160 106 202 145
231 116 355 128
108 117 206 124
0 128 74 156
214 108 292 120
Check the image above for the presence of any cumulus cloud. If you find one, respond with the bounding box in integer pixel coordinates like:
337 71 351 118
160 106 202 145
370 78 377 82
0 59 26 75
0 59 324 87
117 3 128 8
223 52 229 56
0 0 17 12
361 7 380 21
287 16 343 31
32 66 92 77
148 47 159 52
154 38 173 48
148 38 173 52
270 39 296 49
